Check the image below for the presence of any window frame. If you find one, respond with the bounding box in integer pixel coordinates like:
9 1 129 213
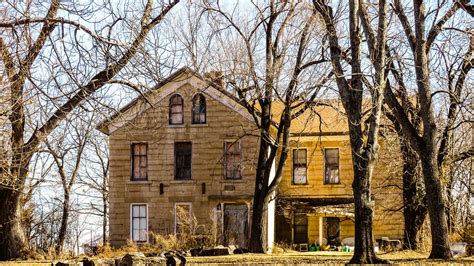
293 213 308 244
324 147 341 184
292 148 308 185
174 202 193 235
130 143 148 181
174 142 192 180
224 140 242 180
169 94 184 125
191 93 207 124
130 203 148 243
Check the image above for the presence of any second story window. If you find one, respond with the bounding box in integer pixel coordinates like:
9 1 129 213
224 141 242 179
192 94 206 124
131 143 147 181
324 148 340 184
292 149 307 185
175 142 192 180
169 94 184 125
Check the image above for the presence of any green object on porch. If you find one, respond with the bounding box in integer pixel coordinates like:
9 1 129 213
309 244 317 251
315 245 320 251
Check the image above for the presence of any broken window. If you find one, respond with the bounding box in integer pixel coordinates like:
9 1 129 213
192 94 206 124
169 94 184 125
224 141 242 179
293 213 308 244
175 142 192 180
292 149 307 184
324 148 340 184
131 204 147 242
131 143 147 181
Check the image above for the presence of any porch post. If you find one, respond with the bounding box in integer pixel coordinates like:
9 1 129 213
319 216 323 246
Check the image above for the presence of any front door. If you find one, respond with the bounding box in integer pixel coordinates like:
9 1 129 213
223 204 248 247
326 217 340 245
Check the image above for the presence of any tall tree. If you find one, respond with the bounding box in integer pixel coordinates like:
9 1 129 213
383 0 472 258
203 0 330 252
0 0 179 259
313 0 389 263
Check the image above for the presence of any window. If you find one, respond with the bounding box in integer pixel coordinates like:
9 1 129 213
192 94 206 124
293 213 308 244
131 204 147 242
326 217 341 246
324 148 340 184
175 203 192 235
131 143 147 181
175 142 192 180
224 141 242 179
292 149 307 184
169 94 184 125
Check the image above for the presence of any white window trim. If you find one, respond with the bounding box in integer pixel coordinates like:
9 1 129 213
130 203 149 243
174 202 193 235
323 147 341 185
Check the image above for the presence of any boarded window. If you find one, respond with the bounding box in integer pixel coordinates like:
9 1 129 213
131 143 147 181
131 204 147 242
175 203 192 236
293 213 308 244
192 94 206 124
324 148 340 184
224 141 241 179
292 149 307 184
169 94 184 125
175 142 192 180
326 217 340 245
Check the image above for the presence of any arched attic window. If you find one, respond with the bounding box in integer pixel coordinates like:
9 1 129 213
192 94 206 124
169 94 184 125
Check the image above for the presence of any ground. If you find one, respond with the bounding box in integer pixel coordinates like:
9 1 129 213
0 251 473 265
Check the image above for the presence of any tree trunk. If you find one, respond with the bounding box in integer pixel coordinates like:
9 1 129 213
0 188 28 260
56 191 70 254
401 141 427 250
419 151 451 259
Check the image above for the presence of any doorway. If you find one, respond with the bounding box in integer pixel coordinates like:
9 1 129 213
223 203 248 247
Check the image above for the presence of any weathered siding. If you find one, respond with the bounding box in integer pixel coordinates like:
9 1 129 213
108 82 259 246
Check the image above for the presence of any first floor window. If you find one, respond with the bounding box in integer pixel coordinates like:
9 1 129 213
292 149 307 184
224 141 242 179
131 204 147 242
175 203 192 235
293 213 308 244
324 148 340 184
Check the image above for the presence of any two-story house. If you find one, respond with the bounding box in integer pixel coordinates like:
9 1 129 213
98 67 404 250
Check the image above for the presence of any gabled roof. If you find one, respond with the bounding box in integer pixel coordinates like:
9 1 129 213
97 67 351 138
96 67 254 135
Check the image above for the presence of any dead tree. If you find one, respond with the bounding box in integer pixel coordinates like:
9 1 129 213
382 0 473 258
0 0 179 259
203 0 330 252
312 0 390 263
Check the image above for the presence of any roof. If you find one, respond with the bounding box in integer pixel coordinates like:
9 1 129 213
97 67 350 137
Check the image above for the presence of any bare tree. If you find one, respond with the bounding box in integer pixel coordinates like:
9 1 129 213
382 0 472 258
202 0 330 252
0 0 179 259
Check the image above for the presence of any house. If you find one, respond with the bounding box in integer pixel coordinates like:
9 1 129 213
97 67 404 250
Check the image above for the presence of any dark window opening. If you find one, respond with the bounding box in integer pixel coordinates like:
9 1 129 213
293 213 308 244
175 142 192 180
326 217 340 246
131 143 147 181
192 94 206 124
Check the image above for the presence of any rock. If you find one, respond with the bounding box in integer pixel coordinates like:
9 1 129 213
212 246 230 256
120 252 147 266
160 250 186 266
228 245 237 254
233 247 249 254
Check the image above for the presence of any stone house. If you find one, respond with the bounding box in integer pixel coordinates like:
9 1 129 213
98 67 404 250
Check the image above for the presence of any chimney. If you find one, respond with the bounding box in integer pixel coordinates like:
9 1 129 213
204 71 225 88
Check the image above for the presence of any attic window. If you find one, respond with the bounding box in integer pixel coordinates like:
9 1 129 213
192 94 206 124
169 94 184 125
